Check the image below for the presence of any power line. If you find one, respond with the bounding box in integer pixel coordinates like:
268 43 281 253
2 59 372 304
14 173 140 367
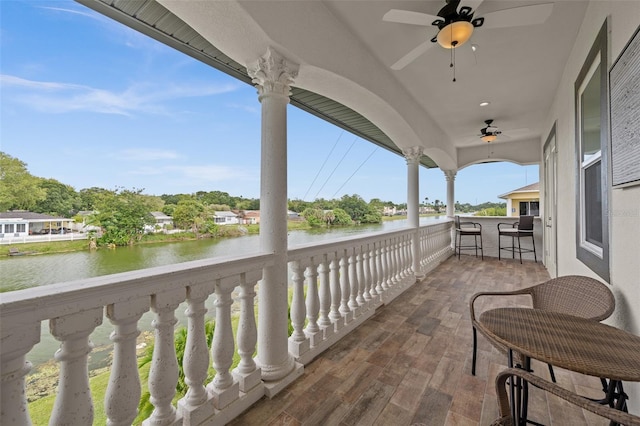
314 137 357 200
302 131 344 201
331 147 378 198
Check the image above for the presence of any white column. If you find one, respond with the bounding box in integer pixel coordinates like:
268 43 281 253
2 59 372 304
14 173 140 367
444 170 457 218
403 147 423 279
248 48 298 382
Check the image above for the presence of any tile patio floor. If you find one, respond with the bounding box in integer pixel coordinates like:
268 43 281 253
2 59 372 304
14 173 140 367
229 255 611 426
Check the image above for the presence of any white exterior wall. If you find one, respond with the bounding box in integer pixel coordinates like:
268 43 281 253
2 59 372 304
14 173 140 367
543 1 640 412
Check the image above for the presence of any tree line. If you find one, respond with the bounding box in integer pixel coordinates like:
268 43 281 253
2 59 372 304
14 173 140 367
1 152 505 245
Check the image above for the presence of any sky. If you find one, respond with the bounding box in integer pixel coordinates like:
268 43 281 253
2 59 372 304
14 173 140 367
0 1 538 206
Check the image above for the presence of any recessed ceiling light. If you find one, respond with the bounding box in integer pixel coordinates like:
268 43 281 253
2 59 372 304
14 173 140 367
480 101 490 107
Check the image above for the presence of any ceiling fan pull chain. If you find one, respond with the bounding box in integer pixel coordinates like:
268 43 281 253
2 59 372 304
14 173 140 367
450 30 457 82
452 47 456 82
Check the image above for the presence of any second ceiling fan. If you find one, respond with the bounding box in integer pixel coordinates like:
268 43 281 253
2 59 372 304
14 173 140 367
384 0 554 71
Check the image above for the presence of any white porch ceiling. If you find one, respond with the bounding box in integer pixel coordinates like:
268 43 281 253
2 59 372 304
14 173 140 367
77 0 588 170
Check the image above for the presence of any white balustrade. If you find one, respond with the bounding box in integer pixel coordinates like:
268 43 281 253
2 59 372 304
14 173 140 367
0 322 40 426
329 254 342 329
1 223 452 426
177 282 214 424
232 271 262 393
207 278 239 410
348 249 359 312
317 255 334 338
288 260 310 357
50 308 103 426
304 260 321 346
145 290 183 426
106 298 149 426
356 251 366 307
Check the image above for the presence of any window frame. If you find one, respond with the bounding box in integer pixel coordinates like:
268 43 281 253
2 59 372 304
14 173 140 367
574 19 610 282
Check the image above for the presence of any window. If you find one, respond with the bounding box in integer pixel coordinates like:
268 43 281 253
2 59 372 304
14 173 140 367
5 224 15 233
16 224 26 233
575 20 609 281
519 201 540 217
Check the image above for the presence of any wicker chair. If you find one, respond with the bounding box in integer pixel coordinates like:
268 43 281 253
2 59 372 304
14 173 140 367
491 369 640 426
470 275 615 379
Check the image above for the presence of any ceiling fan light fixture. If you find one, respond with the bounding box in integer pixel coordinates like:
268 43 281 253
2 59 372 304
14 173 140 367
436 20 474 48
481 134 497 143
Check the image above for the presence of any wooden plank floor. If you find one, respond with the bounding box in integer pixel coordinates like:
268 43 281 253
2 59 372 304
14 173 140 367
229 255 610 426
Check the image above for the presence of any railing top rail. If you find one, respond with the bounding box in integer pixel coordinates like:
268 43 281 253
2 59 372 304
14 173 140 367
1 251 274 324
287 219 450 261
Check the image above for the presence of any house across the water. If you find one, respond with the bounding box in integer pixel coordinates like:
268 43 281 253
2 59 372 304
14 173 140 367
0 211 74 238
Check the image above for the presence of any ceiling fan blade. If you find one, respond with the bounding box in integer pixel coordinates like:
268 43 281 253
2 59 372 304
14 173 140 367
383 9 438 26
482 3 554 29
459 0 484 13
391 39 435 70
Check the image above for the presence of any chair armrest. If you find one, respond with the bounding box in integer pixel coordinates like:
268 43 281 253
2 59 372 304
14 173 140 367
494 369 640 426
469 290 533 323
497 222 517 230
460 221 482 229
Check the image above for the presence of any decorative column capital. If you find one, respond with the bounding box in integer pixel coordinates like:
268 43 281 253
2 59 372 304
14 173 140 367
402 146 423 165
443 169 457 182
247 48 299 99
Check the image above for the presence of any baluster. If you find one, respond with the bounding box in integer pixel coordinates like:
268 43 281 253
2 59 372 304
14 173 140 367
304 260 321 346
177 283 215 422
381 240 390 291
317 255 334 338
106 299 149 426
356 249 366 306
50 308 103 426
391 238 400 285
391 237 400 284
362 246 372 303
233 271 262 392
372 242 382 297
402 234 415 278
420 229 425 267
288 261 308 354
145 289 183 426
329 254 343 330
348 249 359 314
208 278 239 409
1 323 40 425
399 235 407 280
339 251 351 318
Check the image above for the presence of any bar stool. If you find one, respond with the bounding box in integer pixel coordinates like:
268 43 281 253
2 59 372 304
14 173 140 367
454 215 483 260
498 215 537 263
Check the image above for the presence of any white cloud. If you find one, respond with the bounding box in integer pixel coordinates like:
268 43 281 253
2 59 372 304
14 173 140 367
118 149 183 161
40 6 104 22
127 164 257 183
0 74 241 116
226 102 260 114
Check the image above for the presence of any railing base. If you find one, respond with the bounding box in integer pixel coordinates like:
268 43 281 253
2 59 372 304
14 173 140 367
263 362 304 398
199 384 266 426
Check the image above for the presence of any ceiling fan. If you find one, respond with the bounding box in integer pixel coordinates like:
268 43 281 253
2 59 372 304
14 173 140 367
479 119 501 142
383 0 554 71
